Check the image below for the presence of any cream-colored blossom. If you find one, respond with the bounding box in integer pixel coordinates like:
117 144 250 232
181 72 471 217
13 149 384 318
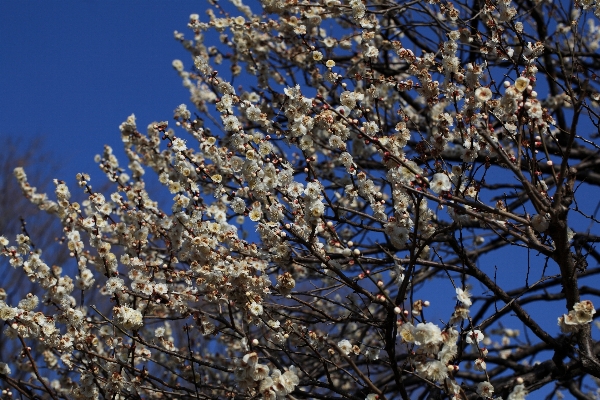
515 77 529 92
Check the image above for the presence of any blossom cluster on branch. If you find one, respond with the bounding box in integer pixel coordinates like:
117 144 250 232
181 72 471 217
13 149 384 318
2 0 600 398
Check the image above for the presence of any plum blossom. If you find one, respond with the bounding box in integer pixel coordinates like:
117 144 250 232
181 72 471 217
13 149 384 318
338 339 353 355
0 362 11 375
113 306 143 330
430 173 452 193
514 77 529 92
559 300 596 332
475 87 493 102
417 360 448 381
465 330 484 345
413 322 443 347
456 287 472 307
477 381 494 397
249 301 264 316
507 384 528 400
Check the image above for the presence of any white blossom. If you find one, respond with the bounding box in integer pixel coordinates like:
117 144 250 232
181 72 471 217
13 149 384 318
477 381 494 397
430 173 452 193
466 330 484 345
456 288 472 307
338 339 352 355
514 77 529 92
475 87 493 102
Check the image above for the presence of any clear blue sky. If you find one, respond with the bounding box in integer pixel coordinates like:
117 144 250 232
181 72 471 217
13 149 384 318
0 2 198 184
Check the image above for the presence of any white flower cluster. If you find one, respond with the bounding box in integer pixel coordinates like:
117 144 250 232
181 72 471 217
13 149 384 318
558 300 596 333
235 352 299 399
113 305 144 330
399 321 456 382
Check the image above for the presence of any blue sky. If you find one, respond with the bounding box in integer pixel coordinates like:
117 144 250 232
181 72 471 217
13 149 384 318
0 2 198 185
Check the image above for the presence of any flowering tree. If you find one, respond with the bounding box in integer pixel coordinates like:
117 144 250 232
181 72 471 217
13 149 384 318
2 0 600 398
0 140 73 397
